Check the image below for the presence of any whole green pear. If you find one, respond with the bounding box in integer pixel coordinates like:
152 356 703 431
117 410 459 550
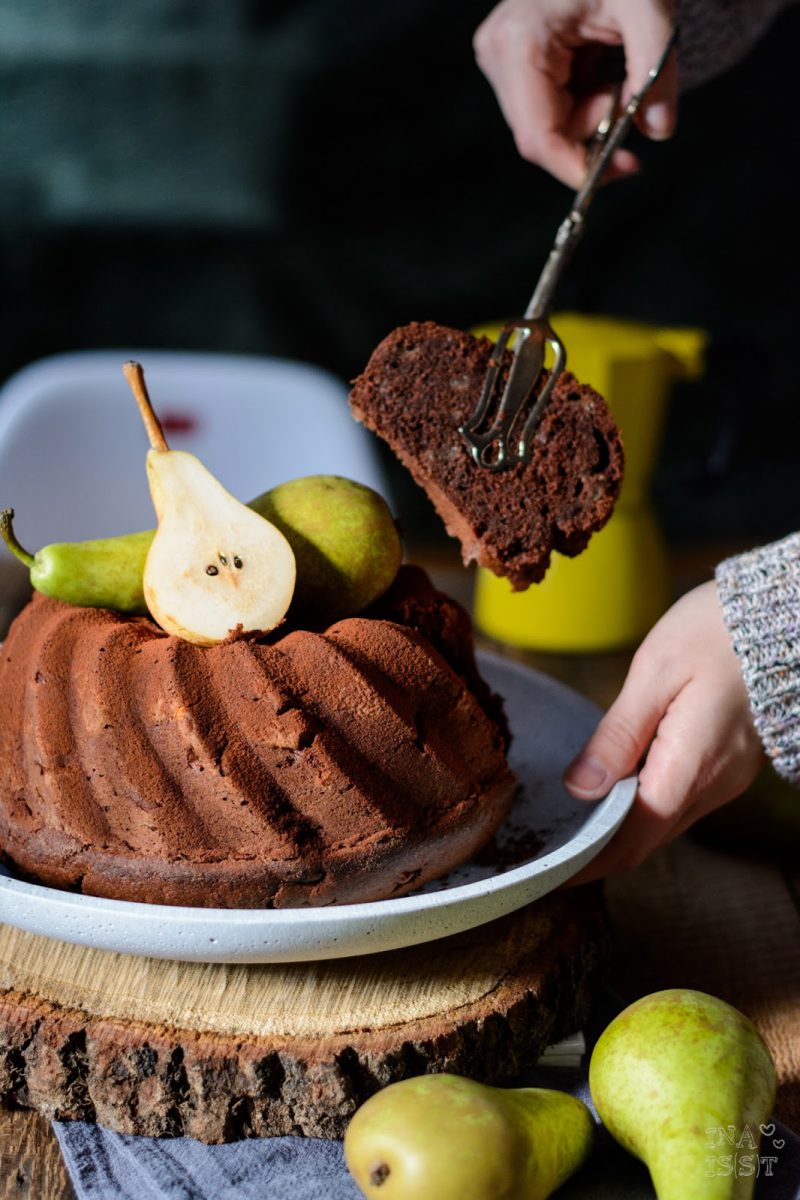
343 1074 594 1200
1 509 152 614
589 989 777 1200
250 475 402 621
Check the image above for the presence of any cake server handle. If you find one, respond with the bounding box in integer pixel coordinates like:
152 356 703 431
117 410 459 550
460 26 678 472
525 25 678 322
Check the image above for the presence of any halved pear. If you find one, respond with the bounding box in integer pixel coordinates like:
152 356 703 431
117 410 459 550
124 362 295 646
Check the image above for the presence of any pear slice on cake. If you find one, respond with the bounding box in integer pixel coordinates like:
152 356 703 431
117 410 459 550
124 361 295 646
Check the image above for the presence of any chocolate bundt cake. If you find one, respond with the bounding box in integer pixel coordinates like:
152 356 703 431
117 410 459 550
0 572 514 908
349 321 624 589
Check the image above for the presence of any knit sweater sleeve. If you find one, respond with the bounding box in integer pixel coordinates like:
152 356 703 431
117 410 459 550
677 0 798 90
716 532 800 785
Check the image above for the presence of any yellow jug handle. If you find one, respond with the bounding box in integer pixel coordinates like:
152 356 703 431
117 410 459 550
653 327 707 380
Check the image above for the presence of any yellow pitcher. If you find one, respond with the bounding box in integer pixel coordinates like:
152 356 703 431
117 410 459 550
473 312 706 652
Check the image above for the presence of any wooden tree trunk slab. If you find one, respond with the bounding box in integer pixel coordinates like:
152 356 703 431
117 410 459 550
0 888 606 1143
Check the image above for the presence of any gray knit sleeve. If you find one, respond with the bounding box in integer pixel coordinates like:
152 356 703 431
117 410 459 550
678 0 799 90
716 532 800 785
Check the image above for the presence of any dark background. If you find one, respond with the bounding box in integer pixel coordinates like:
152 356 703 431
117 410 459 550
1 0 797 546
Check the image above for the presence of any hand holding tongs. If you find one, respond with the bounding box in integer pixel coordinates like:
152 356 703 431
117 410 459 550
460 28 679 472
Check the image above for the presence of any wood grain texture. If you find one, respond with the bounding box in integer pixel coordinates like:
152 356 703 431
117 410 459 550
0 889 606 1144
0 1108 74 1200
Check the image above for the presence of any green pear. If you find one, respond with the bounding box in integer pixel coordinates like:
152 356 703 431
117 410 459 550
250 475 402 621
0 509 152 613
589 989 777 1200
343 1074 594 1200
125 362 295 645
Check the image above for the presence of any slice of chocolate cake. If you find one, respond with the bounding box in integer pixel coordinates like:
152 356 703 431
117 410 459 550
349 321 624 589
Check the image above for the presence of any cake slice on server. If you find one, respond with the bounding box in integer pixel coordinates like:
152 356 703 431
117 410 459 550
349 321 624 589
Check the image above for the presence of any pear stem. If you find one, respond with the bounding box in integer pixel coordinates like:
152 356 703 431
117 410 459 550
0 509 35 568
123 361 169 453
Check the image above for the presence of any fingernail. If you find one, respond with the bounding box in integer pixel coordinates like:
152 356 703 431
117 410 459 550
564 753 609 794
643 101 672 139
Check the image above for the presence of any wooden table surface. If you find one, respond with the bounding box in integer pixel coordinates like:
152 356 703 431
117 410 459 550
1 547 799 1199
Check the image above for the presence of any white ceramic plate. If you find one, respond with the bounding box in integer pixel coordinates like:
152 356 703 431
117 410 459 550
0 653 635 963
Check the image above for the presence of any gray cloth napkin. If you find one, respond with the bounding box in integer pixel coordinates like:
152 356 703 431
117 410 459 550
53 1125 360 1200
54 1067 800 1199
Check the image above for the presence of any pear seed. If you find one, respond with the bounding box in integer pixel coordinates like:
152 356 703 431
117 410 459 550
206 565 219 576
219 554 228 566
234 556 243 569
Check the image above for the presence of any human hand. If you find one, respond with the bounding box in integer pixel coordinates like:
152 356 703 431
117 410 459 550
474 0 678 187
562 580 765 883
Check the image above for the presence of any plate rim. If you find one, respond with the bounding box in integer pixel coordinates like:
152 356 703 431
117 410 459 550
0 779 635 926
